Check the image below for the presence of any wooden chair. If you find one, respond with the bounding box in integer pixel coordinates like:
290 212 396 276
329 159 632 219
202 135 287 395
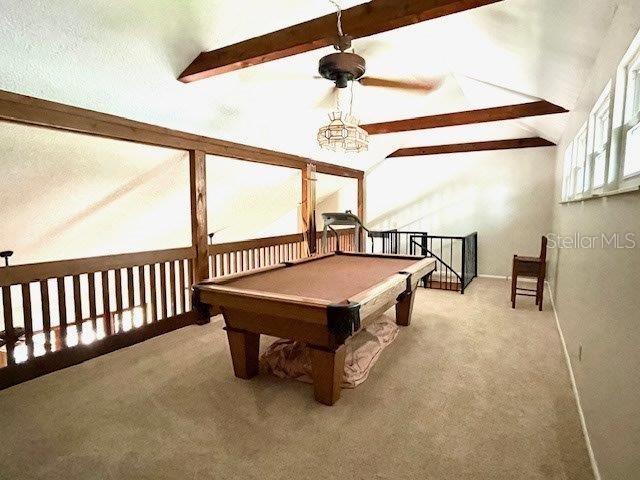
511 236 547 311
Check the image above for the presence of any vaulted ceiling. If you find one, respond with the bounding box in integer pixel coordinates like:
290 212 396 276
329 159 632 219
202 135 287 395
0 0 623 171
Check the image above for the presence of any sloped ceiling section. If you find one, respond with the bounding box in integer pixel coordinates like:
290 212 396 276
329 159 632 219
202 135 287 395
0 0 621 174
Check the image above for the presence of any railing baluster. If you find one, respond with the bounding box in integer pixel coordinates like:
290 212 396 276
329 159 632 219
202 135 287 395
450 240 453 289
2 286 15 366
21 283 34 359
72 274 82 335
40 280 51 352
56 277 67 347
114 269 123 314
138 265 146 308
88 272 97 332
187 259 193 310
127 267 135 309
178 259 186 314
159 262 167 320
169 260 177 317
101 271 113 336
149 264 158 322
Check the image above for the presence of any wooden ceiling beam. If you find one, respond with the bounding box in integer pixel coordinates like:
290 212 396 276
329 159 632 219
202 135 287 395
0 89 363 179
388 137 556 157
178 0 503 83
362 101 568 134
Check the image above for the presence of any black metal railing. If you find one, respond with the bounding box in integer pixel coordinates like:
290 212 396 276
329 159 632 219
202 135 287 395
368 230 478 294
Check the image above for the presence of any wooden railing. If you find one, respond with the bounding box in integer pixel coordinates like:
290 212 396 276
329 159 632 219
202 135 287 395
208 229 356 277
0 247 196 387
0 230 356 389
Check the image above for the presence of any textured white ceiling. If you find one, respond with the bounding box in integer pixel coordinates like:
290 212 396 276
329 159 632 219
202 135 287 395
0 0 624 171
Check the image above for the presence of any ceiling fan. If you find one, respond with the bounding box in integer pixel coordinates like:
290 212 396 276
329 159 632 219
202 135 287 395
314 2 442 108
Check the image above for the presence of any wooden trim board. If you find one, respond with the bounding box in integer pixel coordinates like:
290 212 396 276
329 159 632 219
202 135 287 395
0 247 195 287
388 137 556 157
0 89 363 179
362 101 568 135
178 0 502 82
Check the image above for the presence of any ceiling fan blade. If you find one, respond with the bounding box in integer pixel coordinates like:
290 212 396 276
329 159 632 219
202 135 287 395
316 87 338 109
358 76 442 93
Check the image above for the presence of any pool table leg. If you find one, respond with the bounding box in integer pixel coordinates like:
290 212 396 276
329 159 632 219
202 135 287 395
309 344 346 406
225 327 260 379
395 289 416 326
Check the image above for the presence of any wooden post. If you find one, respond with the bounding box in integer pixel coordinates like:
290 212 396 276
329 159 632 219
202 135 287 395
189 150 210 324
301 163 317 255
357 173 366 252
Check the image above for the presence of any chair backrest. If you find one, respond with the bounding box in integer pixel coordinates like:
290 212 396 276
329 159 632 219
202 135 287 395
539 236 548 262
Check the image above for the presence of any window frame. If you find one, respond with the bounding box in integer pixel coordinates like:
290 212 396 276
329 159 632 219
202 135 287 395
571 122 589 199
620 48 640 184
562 142 574 201
561 28 640 203
587 83 613 193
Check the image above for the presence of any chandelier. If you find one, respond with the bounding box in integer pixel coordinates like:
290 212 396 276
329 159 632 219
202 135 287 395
316 0 369 154
317 111 369 153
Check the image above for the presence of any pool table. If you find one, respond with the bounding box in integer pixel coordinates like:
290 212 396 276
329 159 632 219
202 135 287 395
193 251 436 405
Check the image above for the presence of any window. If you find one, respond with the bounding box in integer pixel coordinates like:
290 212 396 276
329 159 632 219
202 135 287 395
572 124 588 196
562 142 573 200
588 85 612 189
623 52 640 178
560 28 640 202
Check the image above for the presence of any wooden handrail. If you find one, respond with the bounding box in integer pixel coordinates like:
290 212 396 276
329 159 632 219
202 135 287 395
208 229 356 255
209 233 304 255
0 246 195 287
0 90 364 179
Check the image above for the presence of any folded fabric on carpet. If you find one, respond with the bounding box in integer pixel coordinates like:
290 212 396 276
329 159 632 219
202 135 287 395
260 319 399 388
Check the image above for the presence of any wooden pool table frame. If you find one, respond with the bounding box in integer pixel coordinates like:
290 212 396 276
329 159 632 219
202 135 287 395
193 251 436 405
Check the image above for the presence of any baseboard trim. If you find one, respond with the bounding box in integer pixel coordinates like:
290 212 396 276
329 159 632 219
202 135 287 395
478 274 508 280
547 283 601 480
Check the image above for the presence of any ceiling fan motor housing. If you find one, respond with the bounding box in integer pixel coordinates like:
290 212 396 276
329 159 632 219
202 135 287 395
319 52 366 88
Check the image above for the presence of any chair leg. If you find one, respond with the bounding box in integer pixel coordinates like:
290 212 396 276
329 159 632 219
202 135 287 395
537 276 544 311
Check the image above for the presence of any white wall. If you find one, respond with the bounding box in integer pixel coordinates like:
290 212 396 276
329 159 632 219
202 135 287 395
0 122 191 265
548 5 640 479
365 147 556 276
206 156 301 243
0 124 319 265
315 174 358 228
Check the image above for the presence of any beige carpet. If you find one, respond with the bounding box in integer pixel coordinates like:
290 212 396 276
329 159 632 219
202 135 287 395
0 278 593 480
